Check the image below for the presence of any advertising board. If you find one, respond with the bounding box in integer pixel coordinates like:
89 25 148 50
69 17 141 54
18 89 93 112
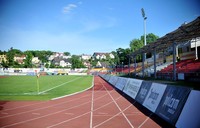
123 78 143 99
155 85 191 125
135 81 152 104
115 77 129 91
142 83 167 112
176 90 200 128
108 76 119 86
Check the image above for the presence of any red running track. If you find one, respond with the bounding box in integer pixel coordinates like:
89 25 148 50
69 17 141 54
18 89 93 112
0 76 162 128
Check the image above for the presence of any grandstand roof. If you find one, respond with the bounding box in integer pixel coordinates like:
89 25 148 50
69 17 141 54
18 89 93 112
130 16 200 57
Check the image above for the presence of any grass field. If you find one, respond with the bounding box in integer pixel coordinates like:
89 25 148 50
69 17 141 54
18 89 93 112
0 75 93 101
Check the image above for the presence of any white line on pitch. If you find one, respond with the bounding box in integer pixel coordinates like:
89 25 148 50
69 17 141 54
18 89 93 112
38 77 82 94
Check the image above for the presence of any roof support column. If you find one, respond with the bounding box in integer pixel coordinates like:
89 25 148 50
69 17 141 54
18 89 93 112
128 56 130 76
134 56 137 77
195 38 198 60
142 53 145 78
173 42 177 81
153 48 157 79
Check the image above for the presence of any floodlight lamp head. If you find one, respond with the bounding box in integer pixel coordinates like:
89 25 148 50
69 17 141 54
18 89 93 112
141 8 145 18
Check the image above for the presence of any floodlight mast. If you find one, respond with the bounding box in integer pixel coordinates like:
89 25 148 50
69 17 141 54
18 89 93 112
141 8 147 78
141 8 147 59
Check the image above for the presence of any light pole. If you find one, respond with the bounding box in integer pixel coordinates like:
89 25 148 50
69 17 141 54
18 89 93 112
141 8 147 60
141 8 147 78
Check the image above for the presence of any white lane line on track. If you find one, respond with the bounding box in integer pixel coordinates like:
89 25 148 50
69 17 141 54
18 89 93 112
93 104 132 128
138 113 153 128
99 78 134 128
1 92 120 128
1 100 92 128
90 76 94 128
0 94 91 119
1 101 48 112
39 77 82 94
46 96 122 128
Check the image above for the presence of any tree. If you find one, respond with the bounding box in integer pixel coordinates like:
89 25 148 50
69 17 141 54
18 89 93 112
110 51 118 66
140 33 159 58
64 52 70 56
6 51 14 67
71 55 85 69
129 39 143 52
129 39 143 62
130 33 159 60
116 48 131 66
24 51 33 68
140 33 159 45
31 50 52 63
1 60 8 68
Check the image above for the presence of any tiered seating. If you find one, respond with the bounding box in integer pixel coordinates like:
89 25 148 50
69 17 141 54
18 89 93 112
157 59 200 80
158 59 200 73
113 67 138 74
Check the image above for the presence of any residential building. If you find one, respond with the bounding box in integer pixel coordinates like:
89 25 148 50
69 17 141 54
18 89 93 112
92 52 115 60
14 55 26 64
92 52 107 60
0 54 7 63
96 61 110 68
51 57 72 68
81 54 92 60
83 61 91 68
48 52 71 61
32 57 40 64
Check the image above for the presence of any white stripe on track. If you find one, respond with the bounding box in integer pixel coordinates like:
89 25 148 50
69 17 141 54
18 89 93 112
99 78 134 128
90 76 94 128
93 104 132 128
46 96 122 128
0 94 91 119
138 113 153 128
1 101 48 112
1 101 92 128
1 91 119 128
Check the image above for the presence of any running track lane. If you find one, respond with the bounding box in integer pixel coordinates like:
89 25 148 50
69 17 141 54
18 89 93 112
0 76 161 128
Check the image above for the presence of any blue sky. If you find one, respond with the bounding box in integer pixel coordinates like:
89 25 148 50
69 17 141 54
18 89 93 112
0 0 199 55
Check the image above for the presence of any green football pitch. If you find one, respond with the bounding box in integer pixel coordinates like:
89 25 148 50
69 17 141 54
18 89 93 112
0 75 93 101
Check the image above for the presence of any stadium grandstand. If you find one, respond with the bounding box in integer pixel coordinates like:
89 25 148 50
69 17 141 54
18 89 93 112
108 16 200 82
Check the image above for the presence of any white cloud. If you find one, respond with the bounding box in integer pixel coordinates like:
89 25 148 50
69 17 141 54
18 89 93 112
63 4 77 14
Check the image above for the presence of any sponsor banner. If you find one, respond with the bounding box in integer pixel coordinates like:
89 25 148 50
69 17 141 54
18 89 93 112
108 76 119 86
123 78 143 99
178 73 184 80
176 90 200 128
155 85 191 125
135 81 152 104
115 77 129 91
142 83 167 112
104 75 111 81
99 74 104 78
